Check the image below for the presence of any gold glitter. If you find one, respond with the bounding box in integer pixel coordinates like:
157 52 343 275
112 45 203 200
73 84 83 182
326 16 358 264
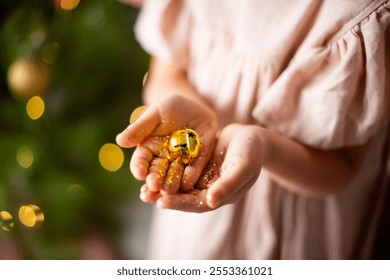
164 158 183 192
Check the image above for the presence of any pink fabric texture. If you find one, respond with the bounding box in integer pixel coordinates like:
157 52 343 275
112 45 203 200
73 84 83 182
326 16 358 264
135 0 390 259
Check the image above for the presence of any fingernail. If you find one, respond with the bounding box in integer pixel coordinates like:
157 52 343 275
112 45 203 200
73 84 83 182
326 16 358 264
115 133 122 144
206 193 216 208
156 199 165 208
139 192 147 201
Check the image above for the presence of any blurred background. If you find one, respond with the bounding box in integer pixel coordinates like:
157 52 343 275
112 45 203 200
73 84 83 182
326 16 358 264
0 0 153 259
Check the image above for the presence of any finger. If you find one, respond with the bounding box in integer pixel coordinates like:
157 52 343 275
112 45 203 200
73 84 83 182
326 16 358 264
156 176 259 213
140 135 170 157
196 161 219 189
156 189 212 213
140 185 161 203
206 131 262 208
146 157 169 192
194 127 234 190
130 146 153 180
181 128 216 192
116 106 161 148
207 175 259 208
163 158 185 194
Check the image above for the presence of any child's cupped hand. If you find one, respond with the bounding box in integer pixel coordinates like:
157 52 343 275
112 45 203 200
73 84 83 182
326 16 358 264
116 94 218 195
117 95 265 213
148 124 265 212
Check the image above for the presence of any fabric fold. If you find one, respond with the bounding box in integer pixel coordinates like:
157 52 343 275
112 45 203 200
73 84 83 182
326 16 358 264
135 0 190 66
252 1 390 148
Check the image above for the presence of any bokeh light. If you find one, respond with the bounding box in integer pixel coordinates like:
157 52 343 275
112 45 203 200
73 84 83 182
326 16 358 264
60 0 80 10
18 205 44 228
67 183 83 192
16 146 34 168
41 41 61 64
0 211 15 232
98 143 124 172
7 57 50 100
26 96 45 120
129 105 148 124
142 71 148 86
84 4 106 29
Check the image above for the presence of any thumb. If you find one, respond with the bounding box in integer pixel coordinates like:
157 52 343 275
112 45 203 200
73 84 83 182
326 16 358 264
116 106 161 148
206 128 263 208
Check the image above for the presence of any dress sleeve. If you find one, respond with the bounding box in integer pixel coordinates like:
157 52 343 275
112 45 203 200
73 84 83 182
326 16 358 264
252 1 390 149
134 0 190 66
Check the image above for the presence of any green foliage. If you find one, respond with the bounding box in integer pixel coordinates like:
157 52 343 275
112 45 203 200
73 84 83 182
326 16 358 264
0 0 149 259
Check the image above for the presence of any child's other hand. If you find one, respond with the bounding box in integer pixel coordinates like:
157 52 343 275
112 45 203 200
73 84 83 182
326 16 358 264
149 124 265 212
116 94 218 193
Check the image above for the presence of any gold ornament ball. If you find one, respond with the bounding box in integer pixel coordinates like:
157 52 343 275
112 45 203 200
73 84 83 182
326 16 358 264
7 57 50 100
168 128 201 165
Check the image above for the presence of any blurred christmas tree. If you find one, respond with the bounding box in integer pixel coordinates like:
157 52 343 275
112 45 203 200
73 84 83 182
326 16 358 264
0 0 149 259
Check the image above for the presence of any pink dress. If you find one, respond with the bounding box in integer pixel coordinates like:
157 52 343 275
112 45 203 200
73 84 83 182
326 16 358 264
135 0 390 259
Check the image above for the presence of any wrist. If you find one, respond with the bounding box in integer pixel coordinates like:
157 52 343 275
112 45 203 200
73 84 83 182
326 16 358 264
143 57 199 105
225 124 270 166
253 125 272 166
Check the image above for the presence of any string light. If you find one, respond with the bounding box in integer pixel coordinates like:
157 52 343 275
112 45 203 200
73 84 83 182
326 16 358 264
18 205 44 228
0 211 14 232
26 96 45 120
98 143 124 172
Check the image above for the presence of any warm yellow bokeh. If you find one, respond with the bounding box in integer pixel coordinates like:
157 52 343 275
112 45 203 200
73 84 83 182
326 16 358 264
18 205 44 228
142 71 149 86
99 143 124 172
7 57 50 100
60 0 80 10
0 211 14 232
26 96 45 120
16 146 34 168
129 105 148 124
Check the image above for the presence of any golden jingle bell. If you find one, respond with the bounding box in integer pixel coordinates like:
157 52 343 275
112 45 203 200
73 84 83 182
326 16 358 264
168 128 201 165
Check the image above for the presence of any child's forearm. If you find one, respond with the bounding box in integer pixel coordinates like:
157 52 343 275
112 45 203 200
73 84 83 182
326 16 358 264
260 127 368 196
144 57 368 197
142 58 200 105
